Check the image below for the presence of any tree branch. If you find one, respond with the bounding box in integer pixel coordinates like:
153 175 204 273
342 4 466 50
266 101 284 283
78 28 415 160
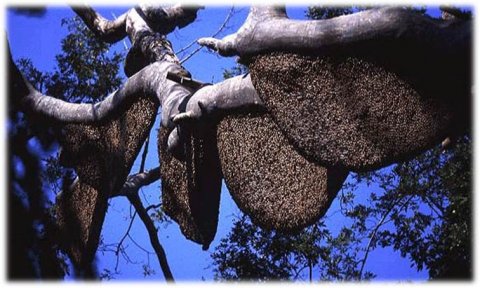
127 234 154 254
111 167 161 198
71 5 128 43
198 6 470 58
136 4 203 35
9 45 191 127
75 4 197 44
127 193 174 282
166 73 264 153
358 194 416 279
139 135 150 173
146 203 162 212
115 211 137 272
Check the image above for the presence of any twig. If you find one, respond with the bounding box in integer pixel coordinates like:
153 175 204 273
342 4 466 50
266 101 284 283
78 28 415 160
118 244 139 266
175 37 199 56
423 196 444 218
127 234 154 254
146 203 162 212
179 6 235 64
293 264 308 280
176 6 235 56
115 211 137 271
308 258 313 282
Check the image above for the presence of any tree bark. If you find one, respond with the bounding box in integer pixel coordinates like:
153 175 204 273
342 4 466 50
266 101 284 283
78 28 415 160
72 4 201 43
11 6 471 139
9 49 193 129
198 7 470 58
71 6 127 43
111 167 161 198
9 6 473 272
9 4 200 281
167 74 264 152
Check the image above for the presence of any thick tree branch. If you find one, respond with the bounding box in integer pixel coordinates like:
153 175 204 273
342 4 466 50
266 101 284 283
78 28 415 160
72 5 128 43
198 6 470 58
136 4 202 34
166 73 264 153
72 5 201 44
198 6 285 56
9 47 192 127
175 73 262 122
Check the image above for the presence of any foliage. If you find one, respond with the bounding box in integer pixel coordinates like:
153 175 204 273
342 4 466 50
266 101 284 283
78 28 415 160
8 63 69 278
306 6 355 20
347 137 471 280
306 5 427 20
211 215 375 281
8 15 124 279
211 135 471 281
222 64 248 80
48 17 124 102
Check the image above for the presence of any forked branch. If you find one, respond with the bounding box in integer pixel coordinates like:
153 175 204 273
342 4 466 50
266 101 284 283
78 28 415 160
72 6 128 43
73 4 202 43
136 4 203 34
166 73 264 152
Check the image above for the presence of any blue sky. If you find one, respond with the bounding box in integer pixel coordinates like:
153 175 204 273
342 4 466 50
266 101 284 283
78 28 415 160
5 4 456 281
